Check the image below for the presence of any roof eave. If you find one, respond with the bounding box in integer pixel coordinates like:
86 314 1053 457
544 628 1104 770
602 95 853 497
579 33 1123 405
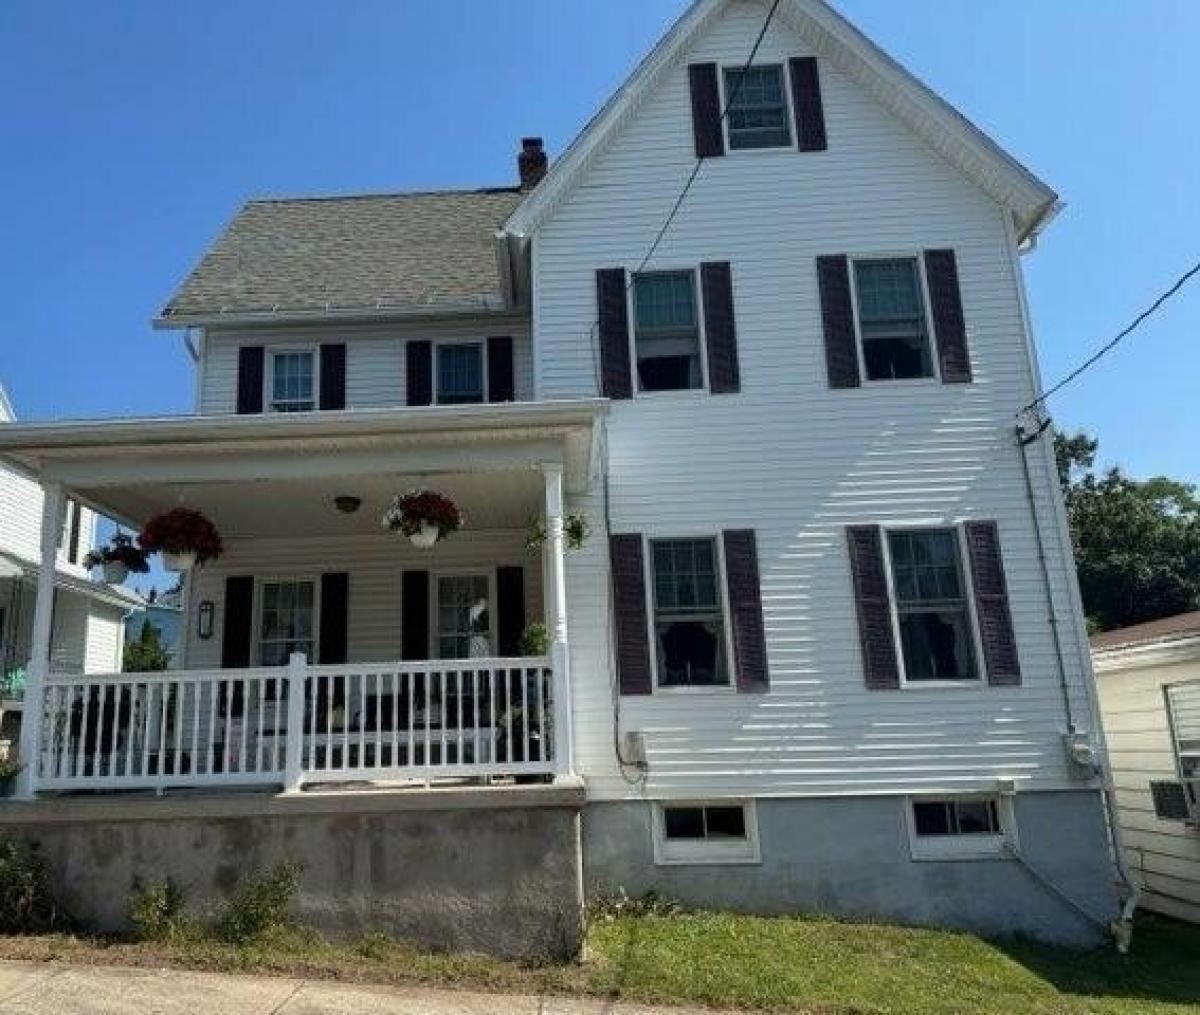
152 298 519 331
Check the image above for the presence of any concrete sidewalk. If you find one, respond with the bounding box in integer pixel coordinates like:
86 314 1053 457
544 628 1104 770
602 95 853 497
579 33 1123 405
0 961 731 1014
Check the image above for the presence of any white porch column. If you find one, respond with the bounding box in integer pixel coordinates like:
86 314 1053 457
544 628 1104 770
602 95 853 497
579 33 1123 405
542 463 574 776
16 482 65 799
282 651 307 793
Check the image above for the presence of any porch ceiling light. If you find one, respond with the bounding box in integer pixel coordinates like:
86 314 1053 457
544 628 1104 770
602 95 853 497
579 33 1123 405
333 495 362 514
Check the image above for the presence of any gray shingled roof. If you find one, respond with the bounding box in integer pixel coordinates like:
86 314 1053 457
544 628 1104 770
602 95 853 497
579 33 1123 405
160 188 523 320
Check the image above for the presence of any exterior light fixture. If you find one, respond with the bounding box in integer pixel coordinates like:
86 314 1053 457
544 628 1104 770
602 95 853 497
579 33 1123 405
197 600 215 640
334 495 362 514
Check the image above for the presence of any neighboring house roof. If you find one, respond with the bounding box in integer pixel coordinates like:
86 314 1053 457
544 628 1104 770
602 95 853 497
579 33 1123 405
158 188 523 325
1091 611 1200 653
503 0 1059 243
0 549 142 611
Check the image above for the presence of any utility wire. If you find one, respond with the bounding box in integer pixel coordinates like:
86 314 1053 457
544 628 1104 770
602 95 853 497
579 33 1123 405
1020 257 1200 416
587 0 784 391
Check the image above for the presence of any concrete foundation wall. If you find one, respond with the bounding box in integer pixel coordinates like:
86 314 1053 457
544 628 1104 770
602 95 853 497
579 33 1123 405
583 790 1118 947
0 784 585 960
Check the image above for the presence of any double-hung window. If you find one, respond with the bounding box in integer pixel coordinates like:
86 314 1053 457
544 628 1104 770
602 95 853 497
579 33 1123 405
887 529 977 683
723 65 791 150
908 796 1013 860
853 258 934 380
632 271 703 392
436 342 484 404
436 574 492 659
268 350 316 412
650 538 728 687
257 579 316 666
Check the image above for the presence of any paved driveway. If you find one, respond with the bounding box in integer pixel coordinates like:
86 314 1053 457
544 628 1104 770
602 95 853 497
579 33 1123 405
0 961 732 1014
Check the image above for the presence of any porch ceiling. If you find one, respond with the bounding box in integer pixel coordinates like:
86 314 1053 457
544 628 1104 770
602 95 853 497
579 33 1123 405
0 400 606 533
88 469 544 539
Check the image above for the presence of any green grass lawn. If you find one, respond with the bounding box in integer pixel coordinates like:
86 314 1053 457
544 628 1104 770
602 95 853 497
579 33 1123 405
1 912 1196 1014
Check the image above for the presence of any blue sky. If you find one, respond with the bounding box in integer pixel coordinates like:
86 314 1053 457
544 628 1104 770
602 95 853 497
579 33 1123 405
1 0 1197 490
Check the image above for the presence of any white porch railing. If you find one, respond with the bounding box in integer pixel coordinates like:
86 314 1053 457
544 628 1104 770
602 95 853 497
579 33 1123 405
30 655 557 793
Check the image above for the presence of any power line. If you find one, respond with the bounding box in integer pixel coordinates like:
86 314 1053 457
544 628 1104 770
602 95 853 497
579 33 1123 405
1020 257 1200 416
586 0 784 389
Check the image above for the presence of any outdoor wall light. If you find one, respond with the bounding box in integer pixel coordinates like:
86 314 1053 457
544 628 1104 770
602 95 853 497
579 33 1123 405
334 495 362 514
197 600 215 640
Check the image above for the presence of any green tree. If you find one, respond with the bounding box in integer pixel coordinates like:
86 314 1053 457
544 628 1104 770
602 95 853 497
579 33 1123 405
123 619 170 673
1055 429 1200 631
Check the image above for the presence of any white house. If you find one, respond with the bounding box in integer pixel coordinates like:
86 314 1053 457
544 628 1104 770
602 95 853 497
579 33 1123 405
1093 613 1200 924
0 0 1124 954
0 382 139 753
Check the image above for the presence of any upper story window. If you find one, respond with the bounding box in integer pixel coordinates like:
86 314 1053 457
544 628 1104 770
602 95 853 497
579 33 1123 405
257 578 316 666
852 258 935 381
436 342 485 405
723 65 791 150
651 537 729 687
268 350 316 412
633 271 703 392
887 529 977 683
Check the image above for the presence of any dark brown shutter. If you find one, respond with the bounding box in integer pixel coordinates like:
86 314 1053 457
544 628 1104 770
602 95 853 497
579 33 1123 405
846 526 900 689
723 530 768 692
688 63 724 158
221 575 255 669
319 572 349 664
319 343 346 410
817 256 860 389
236 346 264 414
496 566 525 657
788 57 827 152
963 521 1021 685
596 268 633 399
487 336 515 402
67 501 81 564
610 534 652 695
401 570 430 660
701 261 740 394
406 340 433 406
924 249 972 383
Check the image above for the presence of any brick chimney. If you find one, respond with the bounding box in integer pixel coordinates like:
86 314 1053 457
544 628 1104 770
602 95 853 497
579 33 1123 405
517 137 548 191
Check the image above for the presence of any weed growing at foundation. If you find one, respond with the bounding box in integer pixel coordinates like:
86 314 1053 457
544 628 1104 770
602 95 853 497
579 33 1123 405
128 878 191 943
0 836 69 934
212 860 303 944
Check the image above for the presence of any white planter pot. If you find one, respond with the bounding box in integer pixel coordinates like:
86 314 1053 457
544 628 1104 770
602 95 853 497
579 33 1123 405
101 561 129 584
408 522 440 549
162 550 198 572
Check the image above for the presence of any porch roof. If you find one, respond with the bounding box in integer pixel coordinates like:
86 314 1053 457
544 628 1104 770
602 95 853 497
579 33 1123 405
0 400 606 533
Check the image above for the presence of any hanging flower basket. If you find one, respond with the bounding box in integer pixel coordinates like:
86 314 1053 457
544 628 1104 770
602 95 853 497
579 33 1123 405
382 490 463 548
83 533 150 585
138 508 223 571
526 512 590 554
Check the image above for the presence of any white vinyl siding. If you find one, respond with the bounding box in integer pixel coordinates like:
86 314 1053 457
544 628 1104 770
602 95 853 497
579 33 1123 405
533 1 1095 801
197 316 533 414
180 530 541 670
1095 656 1200 923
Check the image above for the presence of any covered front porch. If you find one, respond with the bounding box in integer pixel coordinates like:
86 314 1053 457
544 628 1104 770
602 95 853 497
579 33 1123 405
0 401 605 797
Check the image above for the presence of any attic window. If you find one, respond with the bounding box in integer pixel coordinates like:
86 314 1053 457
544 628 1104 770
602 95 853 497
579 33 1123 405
268 350 316 412
723 65 791 150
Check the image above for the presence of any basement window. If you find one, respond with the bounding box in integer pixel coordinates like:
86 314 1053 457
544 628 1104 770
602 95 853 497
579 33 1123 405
907 796 1016 861
653 801 760 865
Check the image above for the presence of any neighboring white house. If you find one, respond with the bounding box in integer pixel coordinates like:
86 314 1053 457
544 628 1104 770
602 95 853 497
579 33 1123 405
0 0 1123 951
0 381 140 751
1093 612 1200 924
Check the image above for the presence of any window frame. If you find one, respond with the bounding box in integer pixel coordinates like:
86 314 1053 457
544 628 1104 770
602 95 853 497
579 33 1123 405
626 266 711 397
264 346 320 413
253 575 321 667
431 569 497 661
718 62 796 153
433 338 488 406
846 253 941 385
653 799 761 865
643 534 736 694
880 524 986 690
906 794 1019 861
1164 680 1200 781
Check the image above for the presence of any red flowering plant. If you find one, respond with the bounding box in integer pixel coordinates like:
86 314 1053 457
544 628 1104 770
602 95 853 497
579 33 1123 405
381 490 463 539
138 508 224 565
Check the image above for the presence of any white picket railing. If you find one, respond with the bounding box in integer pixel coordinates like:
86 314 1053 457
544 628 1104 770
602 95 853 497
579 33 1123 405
32 655 556 793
